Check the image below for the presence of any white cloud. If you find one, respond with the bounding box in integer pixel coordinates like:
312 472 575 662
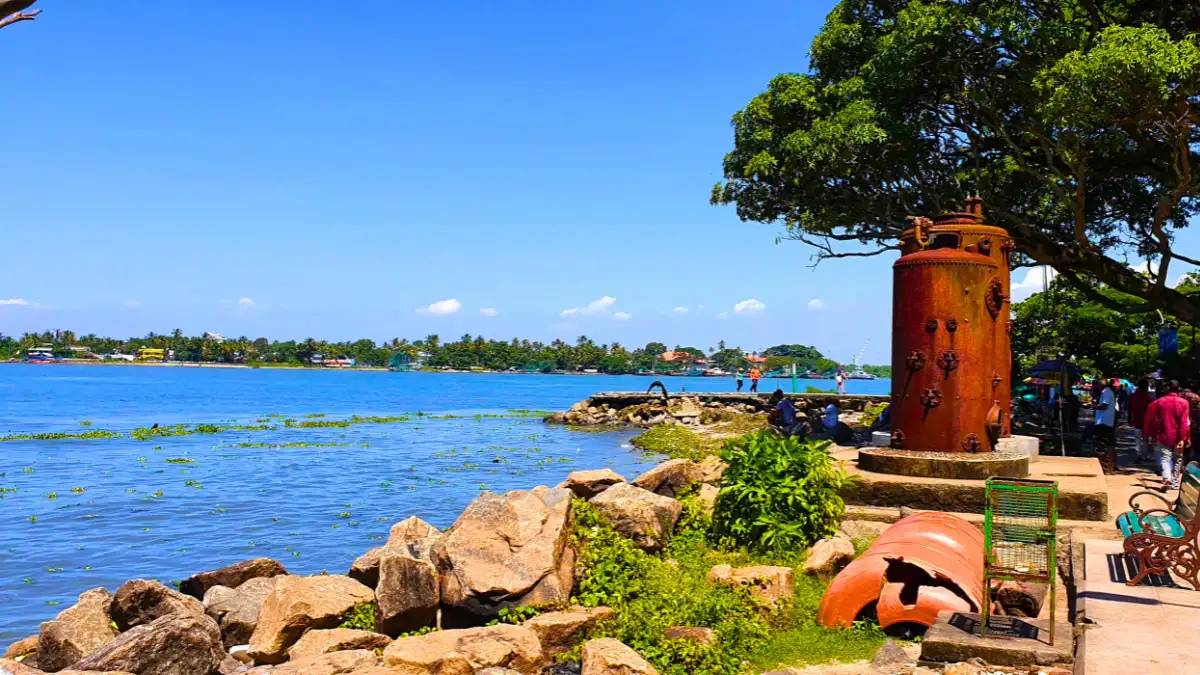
673 306 689 314
560 296 617 317
716 312 730 319
1009 267 1058 302
807 299 824 311
123 300 140 308
733 299 766 315
238 297 255 307
613 311 632 321
419 298 462 315
479 307 498 317
0 298 32 306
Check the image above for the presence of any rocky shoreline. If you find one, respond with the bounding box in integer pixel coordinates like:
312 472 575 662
3 455 1064 675
1 459 749 675
544 393 887 430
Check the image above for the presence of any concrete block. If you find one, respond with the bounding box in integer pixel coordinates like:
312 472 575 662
920 611 1073 667
999 434 1041 463
871 431 890 447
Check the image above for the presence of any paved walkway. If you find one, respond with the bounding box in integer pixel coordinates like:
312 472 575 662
1078 539 1200 675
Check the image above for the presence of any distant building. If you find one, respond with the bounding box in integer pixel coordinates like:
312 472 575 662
203 332 226 343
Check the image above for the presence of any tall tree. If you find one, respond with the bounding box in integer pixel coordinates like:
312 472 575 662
713 1 1200 323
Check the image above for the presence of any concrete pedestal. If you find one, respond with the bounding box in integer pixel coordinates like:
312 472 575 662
857 447 1030 480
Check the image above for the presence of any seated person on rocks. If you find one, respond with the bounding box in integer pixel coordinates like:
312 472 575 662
767 389 810 438
813 400 855 445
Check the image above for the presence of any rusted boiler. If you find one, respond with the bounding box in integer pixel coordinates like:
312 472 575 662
890 198 1012 453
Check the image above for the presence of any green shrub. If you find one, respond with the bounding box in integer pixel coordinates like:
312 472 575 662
859 403 888 429
339 602 376 631
805 385 833 394
713 433 852 553
569 499 772 675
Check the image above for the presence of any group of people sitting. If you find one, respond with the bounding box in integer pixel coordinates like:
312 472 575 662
765 388 868 444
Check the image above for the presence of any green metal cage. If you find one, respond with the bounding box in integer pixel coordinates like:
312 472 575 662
982 477 1059 645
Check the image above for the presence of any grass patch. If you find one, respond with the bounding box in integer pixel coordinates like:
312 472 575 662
630 425 721 461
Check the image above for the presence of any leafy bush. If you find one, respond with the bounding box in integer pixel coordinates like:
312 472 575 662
570 499 771 675
713 433 852 552
805 385 833 393
859 403 888 429
338 602 376 631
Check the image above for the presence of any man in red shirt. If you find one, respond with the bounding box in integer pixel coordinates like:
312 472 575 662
1127 379 1152 462
1144 379 1191 490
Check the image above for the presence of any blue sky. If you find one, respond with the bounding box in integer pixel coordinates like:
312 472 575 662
1 2 1193 364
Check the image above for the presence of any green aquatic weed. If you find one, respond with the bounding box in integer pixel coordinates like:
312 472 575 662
70 487 86 494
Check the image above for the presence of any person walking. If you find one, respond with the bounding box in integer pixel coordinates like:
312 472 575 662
835 366 847 395
735 368 744 392
1092 378 1117 470
1128 379 1152 462
749 366 762 393
1144 379 1190 490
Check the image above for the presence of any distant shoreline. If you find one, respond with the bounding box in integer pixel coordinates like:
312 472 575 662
0 360 887 380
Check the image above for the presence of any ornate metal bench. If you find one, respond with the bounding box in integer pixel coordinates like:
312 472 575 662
1116 462 1200 589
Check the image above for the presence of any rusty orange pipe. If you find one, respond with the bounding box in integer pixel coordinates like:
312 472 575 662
817 512 984 630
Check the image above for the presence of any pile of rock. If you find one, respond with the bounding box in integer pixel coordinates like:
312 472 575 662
545 393 886 430
2 456 777 675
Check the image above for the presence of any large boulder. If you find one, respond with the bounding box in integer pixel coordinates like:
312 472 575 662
696 456 727 485
589 484 682 552
71 613 224 675
244 649 384 674
522 606 613 658
558 469 626 499
695 484 719 516
433 487 575 626
382 625 542 674
802 537 856 576
631 460 703 498
581 638 658 675
348 517 441 589
179 559 289 600
3 637 37 661
374 553 439 636
203 577 278 648
247 575 374 665
706 565 794 609
38 588 118 672
286 629 392 663
110 579 206 631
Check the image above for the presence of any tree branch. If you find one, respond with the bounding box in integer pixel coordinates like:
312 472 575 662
0 7 38 29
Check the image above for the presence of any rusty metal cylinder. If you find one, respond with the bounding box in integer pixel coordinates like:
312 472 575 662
818 512 984 630
891 199 1012 453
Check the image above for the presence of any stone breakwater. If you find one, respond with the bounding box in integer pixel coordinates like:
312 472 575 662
0 458 771 675
544 392 890 428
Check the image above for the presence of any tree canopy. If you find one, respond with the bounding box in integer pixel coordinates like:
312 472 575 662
713 0 1200 323
0 330 874 375
1011 272 1200 376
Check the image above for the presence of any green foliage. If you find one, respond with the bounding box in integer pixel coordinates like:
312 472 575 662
570 500 771 675
630 426 721 461
338 602 376 631
486 605 544 626
805 385 833 394
713 433 852 553
0 430 122 443
859 404 888 429
712 0 1200 322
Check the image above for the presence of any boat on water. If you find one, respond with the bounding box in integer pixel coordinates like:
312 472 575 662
26 347 57 363
847 365 877 380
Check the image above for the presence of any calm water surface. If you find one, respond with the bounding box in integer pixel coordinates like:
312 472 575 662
0 365 890 639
